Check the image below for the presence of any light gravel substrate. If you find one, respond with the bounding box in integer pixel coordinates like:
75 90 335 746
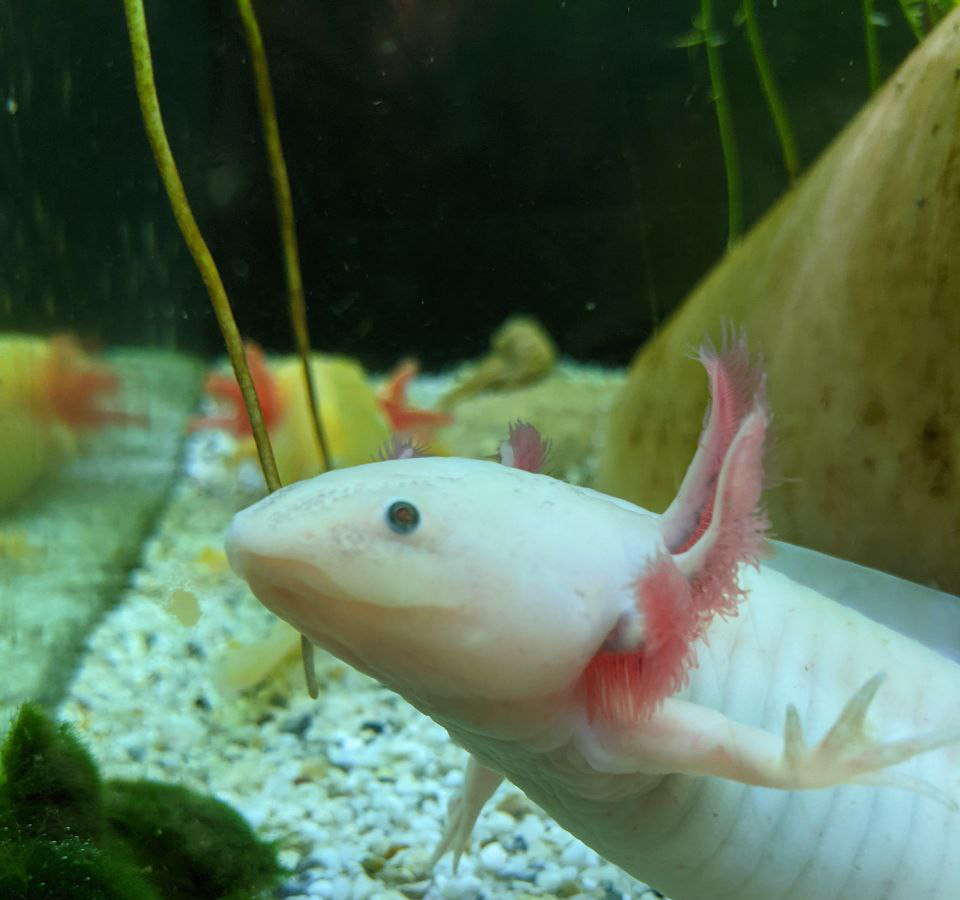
57 362 667 900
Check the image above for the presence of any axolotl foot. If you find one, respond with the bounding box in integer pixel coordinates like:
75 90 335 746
429 756 503 872
783 672 960 809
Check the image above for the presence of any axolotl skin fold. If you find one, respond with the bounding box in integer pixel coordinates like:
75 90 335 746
226 337 960 900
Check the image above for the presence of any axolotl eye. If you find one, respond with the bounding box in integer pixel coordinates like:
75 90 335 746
385 499 420 534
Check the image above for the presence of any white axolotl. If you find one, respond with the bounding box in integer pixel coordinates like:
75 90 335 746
226 335 960 900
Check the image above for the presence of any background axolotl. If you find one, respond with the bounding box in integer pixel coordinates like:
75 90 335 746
226 335 960 900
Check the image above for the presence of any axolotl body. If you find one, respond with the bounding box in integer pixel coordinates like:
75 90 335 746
226 337 960 900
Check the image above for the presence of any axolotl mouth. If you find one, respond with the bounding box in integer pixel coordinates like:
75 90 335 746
226 538 410 639
225 536 479 700
230 550 347 637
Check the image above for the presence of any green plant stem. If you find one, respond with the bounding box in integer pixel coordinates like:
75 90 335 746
702 0 743 245
863 0 882 91
122 0 281 493
741 0 799 181
897 0 925 40
235 0 331 474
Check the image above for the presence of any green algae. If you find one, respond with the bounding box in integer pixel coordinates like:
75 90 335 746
0 704 284 900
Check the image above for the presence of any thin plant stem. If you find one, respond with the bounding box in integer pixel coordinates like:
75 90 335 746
741 0 799 181
863 0 882 92
122 0 281 493
702 0 743 244
235 0 328 699
234 0 331 473
897 0 925 40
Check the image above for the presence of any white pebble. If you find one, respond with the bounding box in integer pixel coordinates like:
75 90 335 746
514 814 544 846
331 803 355 824
439 874 484 899
535 864 579 892
441 769 463 787
241 800 269 828
479 810 514 838
310 876 351 900
312 846 341 870
536 867 564 892
561 837 594 867
278 848 301 870
478 841 507 871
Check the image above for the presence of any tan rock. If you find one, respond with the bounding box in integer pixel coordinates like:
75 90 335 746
440 316 557 407
596 11 960 592
438 364 624 485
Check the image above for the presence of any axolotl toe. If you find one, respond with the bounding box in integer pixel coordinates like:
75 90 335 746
226 334 960 900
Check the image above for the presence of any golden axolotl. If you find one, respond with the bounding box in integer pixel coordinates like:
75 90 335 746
226 335 960 900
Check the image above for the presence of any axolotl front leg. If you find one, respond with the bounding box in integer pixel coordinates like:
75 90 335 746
575 675 960 799
226 332 960 899
436 680 960 872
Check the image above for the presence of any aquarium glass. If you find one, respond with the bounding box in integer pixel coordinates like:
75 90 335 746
1 2 956 899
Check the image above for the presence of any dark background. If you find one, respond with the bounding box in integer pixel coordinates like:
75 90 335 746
0 0 918 369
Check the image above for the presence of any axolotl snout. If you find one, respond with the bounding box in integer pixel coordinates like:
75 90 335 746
226 337 960 900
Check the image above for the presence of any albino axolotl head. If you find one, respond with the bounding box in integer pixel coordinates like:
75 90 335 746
227 333 769 735
227 455 665 726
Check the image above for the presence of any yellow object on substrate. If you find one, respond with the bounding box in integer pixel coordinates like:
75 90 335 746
194 346 390 484
283 356 391 477
193 345 452 487
596 9 960 593
212 619 302 694
0 333 145 508
440 316 557 408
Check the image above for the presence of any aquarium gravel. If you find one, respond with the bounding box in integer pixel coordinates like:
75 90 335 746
59 367 660 900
